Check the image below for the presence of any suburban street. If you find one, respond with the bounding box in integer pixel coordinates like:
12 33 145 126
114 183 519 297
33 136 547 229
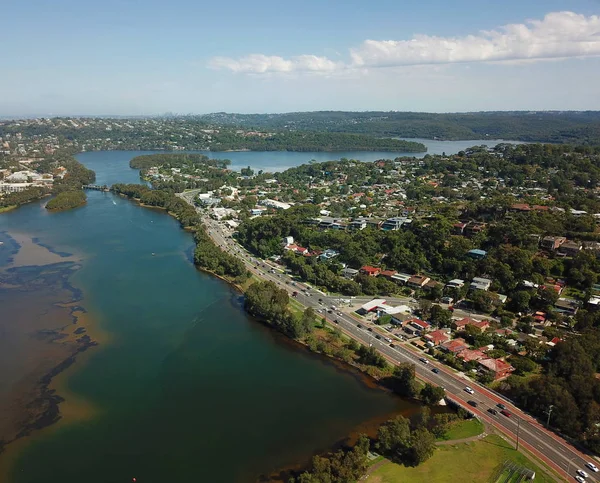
190 200 597 482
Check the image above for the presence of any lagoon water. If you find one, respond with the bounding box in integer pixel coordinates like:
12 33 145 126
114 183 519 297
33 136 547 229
0 140 504 482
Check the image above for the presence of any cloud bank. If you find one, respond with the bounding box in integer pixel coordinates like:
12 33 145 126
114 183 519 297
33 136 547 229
209 11 600 74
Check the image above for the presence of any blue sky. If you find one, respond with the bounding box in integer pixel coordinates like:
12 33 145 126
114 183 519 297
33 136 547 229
2 0 600 115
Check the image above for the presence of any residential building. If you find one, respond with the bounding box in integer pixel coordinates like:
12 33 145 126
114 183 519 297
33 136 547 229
360 266 381 277
457 349 487 362
540 236 566 251
467 249 487 259
446 279 465 289
470 277 492 291
379 269 397 279
424 329 450 346
554 298 580 316
348 219 367 231
559 241 582 257
452 222 467 235
478 358 515 380
441 338 470 354
341 267 359 279
391 273 411 284
381 217 411 231
407 274 430 289
408 318 430 333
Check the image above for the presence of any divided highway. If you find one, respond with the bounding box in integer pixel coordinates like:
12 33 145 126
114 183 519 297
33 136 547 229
197 210 596 482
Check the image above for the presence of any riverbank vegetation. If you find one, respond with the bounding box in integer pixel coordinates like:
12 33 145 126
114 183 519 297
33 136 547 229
46 190 86 211
0 186 49 210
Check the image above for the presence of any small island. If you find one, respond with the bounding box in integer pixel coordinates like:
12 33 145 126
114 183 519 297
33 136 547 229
46 190 87 211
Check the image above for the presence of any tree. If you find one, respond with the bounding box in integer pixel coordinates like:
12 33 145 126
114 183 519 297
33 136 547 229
390 363 418 397
470 290 496 313
407 428 436 466
376 415 412 461
420 383 446 406
430 305 452 328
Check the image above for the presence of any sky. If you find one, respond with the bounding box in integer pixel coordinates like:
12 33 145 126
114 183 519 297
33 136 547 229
2 0 600 116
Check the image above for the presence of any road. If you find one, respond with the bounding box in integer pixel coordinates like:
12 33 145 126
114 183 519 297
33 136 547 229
184 197 595 482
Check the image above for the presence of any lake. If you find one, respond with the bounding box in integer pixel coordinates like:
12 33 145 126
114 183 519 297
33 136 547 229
0 149 425 483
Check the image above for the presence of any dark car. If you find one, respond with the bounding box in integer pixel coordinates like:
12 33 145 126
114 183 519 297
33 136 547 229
292 291 298 297
333 319 339 324
467 400 478 407
487 408 498 415
367 327 373 332
496 403 506 410
431 367 440 374
500 410 511 417
375 334 381 340
357 324 363 329
389 343 395 348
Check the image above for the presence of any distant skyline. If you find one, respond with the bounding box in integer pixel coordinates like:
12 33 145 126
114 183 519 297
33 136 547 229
2 0 600 116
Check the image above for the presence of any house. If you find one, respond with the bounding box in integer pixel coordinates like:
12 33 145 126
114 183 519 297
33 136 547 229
452 317 489 332
348 219 367 231
465 223 486 237
407 274 430 289
467 249 487 260
381 217 411 231
408 318 430 333
250 208 266 216
391 273 412 284
425 329 451 346
559 241 582 257
318 249 339 261
284 244 309 255
379 269 398 279
282 236 294 246
446 279 465 289
452 222 467 235
554 298 580 316
360 266 381 277
588 296 600 309
441 338 470 354
341 267 359 279
540 236 566 251
470 277 492 291
511 203 531 212
424 279 443 291
457 348 487 362
478 358 515 380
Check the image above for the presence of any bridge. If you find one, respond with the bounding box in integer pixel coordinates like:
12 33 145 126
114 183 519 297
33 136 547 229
82 184 111 192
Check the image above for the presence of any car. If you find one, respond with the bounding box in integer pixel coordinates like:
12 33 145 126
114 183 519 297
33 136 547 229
292 291 298 297
389 343 395 348
586 462 599 472
431 367 440 374
419 357 429 364
375 335 381 340
577 469 589 478
385 337 392 343
487 408 498 415
576 476 586 483
467 400 478 407
318 298 323 303
496 403 506 410
367 327 373 332
500 410 511 417
357 324 363 329
333 319 339 324
464 386 475 395
327 309 333 314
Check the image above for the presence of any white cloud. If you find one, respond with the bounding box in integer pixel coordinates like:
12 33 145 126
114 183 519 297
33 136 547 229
208 54 343 74
208 11 600 75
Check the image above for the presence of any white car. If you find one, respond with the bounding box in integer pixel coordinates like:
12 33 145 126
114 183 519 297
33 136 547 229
464 386 475 395
577 469 589 478
586 462 599 472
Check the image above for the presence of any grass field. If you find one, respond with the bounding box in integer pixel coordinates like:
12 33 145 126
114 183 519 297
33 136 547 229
365 435 556 483
440 418 485 441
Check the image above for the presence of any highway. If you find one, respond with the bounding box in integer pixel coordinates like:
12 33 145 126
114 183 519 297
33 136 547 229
190 202 597 482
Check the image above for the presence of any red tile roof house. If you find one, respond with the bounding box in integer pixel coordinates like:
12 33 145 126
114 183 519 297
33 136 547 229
452 317 490 332
360 265 381 277
284 244 309 255
478 358 515 380
425 329 451 346
457 348 487 362
441 338 470 353
378 269 398 279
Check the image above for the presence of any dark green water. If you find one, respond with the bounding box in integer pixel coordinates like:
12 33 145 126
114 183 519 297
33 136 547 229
2 151 412 483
